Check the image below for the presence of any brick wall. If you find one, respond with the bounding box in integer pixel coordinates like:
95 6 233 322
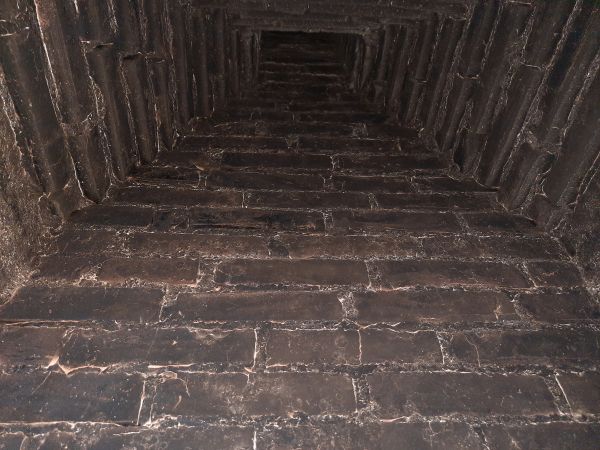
2 0 600 289
0 0 251 296
347 0 600 281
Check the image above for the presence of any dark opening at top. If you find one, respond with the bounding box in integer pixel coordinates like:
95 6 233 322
259 31 354 70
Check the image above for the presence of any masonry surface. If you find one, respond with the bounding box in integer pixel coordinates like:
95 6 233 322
1 1 600 449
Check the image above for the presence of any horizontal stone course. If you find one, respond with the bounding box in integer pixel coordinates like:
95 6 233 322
97 257 199 285
0 326 65 367
526 260 584 287
368 372 556 418
245 190 371 209
447 329 600 366
274 234 422 258
60 327 255 367
375 259 531 288
189 207 326 232
214 259 370 286
0 372 143 423
1 286 164 322
460 212 538 232
375 192 497 210
126 232 270 258
516 290 599 323
109 186 243 207
355 289 517 323
164 291 344 322
266 329 359 365
153 372 356 417
360 329 442 364
257 422 484 450
482 423 600 450
207 169 324 191
332 210 461 232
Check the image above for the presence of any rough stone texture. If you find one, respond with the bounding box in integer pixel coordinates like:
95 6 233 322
368 372 556 418
556 372 600 416
0 72 52 301
0 1 239 298
0 372 143 423
482 423 600 450
153 372 356 418
1 10 600 448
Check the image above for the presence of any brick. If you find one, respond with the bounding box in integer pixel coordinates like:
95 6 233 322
418 235 480 258
181 135 288 150
126 232 269 258
206 169 324 190
97 257 198 285
257 422 484 450
375 260 530 288
0 372 143 423
332 175 414 193
35 255 102 281
526 261 584 287
367 124 420 140
448 329 600 366
298 111 385 124
482 423 600 450
54 229 125 255
152 208 189 231
266 330 359 365
420 234 565 261
222 152 332 170
415 177 495 192
556 372 600 415
268 121 355 136
473 235 566 260
332 210 461 232
368 372 556 418
0 286 163 322
214 259 369 286
61 327 255 367
301 136 398 152
276 234 422 258
164 291 343 322
0 326 64 367
244 190 371 209
337 154 446 173
133 166 200 183
153 372 355 417
156 151 207 168
195 121 256 136
355 289 517 323
375 193 496 210
517 290 598 322
461 212 537 233
110 186 243 207
189 207 325 232
360 329 442 364
70 205 153 227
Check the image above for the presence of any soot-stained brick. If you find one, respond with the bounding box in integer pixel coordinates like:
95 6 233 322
153 372 355 418
368 372 556 418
